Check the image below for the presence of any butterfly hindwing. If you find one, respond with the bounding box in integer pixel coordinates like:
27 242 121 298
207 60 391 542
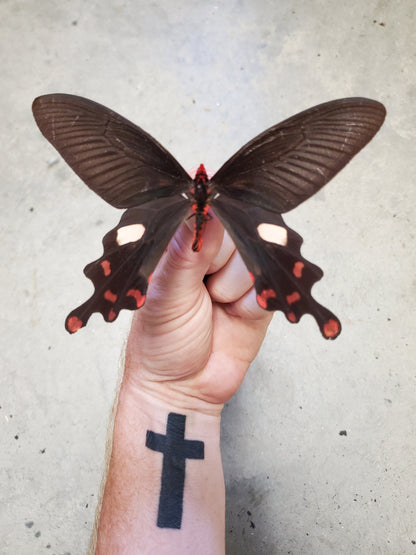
65 196 189 333
32 94 193 208
210 197 341 339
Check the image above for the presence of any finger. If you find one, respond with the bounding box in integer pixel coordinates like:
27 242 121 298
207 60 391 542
224 287 275 322
185 214 236 277
206 249 253 304
146 214 224 310
206 230 236 275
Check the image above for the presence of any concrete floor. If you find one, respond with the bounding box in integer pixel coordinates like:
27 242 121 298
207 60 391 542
1 1 415 553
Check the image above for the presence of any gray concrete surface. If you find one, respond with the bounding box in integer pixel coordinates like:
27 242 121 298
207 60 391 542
1 1 415 553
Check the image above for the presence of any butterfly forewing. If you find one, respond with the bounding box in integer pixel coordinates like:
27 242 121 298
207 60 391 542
32 94 192 208
210 98 386 213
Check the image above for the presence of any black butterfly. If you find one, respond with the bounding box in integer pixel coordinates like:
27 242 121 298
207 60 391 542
32 94 385 338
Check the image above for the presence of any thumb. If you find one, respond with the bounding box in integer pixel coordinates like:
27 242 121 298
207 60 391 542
143 212 224 314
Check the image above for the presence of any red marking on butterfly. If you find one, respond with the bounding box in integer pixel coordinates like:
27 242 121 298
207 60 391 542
104 290 117 303
148 273 153 283
127 288 146 308
195 163 208 184
248 272 255 283
286 291 301 304
108 309 117 321
67 315 83 333
100 259 111 276
257 289 277 309
323 319 340 339
288 312 297 323
293 261 304 278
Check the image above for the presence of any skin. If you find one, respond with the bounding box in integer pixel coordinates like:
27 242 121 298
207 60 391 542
94 212 272 554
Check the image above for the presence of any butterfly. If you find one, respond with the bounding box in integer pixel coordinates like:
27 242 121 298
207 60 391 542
32 94 385 338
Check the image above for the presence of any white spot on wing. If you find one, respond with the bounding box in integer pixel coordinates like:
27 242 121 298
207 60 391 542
257 223 288 246
116 224 145 246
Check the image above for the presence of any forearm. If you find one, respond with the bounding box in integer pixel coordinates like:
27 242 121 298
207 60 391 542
95 379 225 554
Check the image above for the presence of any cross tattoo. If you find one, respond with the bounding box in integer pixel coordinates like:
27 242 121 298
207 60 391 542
146 412 205 529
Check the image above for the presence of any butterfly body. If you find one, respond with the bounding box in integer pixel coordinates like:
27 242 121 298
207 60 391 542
32 94 386 338
189 163 211 252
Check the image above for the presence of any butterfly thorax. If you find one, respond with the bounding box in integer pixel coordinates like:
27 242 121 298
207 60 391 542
191 164 210 252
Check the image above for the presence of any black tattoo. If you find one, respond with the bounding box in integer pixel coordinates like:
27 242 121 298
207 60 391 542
146 412 205 529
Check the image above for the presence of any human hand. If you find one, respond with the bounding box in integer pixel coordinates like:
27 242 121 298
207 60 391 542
123 209 273 414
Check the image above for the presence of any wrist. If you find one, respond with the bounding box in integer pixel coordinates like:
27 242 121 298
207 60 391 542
97 368 225 552
122 361 225 419
120 372 224 424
